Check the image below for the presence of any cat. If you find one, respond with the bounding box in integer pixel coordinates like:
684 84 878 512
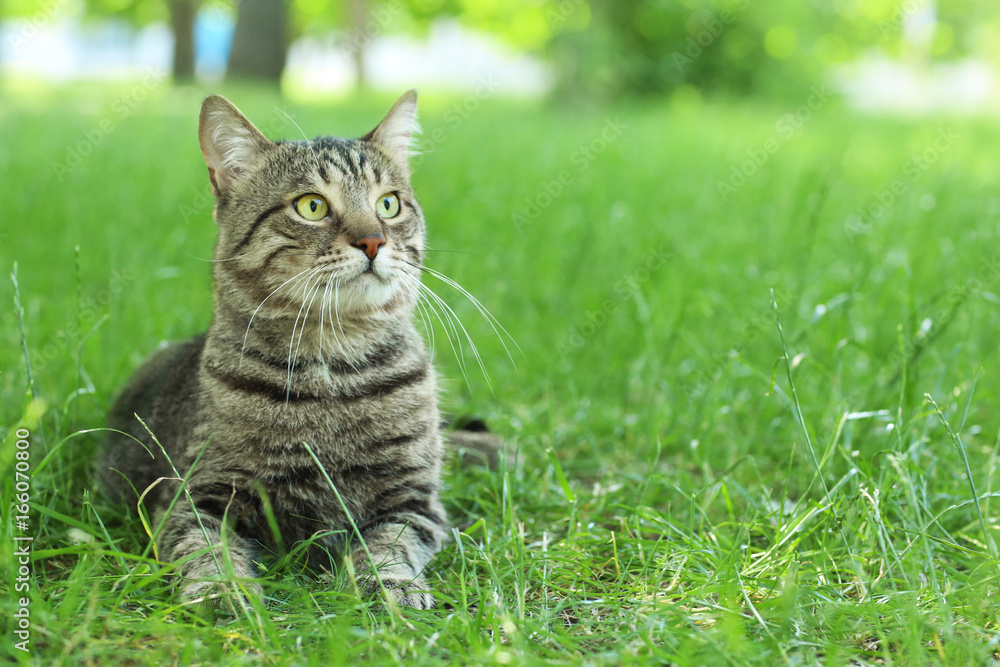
99 91 498 609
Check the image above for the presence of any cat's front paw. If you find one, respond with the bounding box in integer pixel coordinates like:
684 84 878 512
361 574 435 609
181 577 263 604
176 552 262 609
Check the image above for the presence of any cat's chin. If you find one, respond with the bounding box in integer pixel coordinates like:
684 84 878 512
338 276 408 317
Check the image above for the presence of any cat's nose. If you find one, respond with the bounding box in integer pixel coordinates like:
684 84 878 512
354 235 386 260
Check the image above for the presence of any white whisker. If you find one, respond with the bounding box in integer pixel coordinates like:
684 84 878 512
420 282 491 391
332 280 362 373
413 290 436 361
398 271 481 390
286 272 327 401
275 106 309 142
415 263 522 369
241 264 324 366
183 250 246 263
319 279 329 362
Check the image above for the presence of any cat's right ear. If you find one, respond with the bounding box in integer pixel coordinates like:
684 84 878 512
198 95 273 196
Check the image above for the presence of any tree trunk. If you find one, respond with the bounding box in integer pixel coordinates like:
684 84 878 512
226 0 288 85
347 0 368 90
168 0 199 84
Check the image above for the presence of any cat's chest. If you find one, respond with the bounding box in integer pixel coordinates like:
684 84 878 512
203 333 430 406
198 350 435 444
206 408 436 531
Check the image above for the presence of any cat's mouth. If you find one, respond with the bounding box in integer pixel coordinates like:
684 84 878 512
289 260 404 315
354 259 395 284
352 267 387 288
314 258 391 284
336 265 401 308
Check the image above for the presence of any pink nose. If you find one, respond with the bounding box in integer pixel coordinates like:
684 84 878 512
355 235 385 259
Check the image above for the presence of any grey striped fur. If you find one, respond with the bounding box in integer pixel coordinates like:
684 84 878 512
100 91 461 608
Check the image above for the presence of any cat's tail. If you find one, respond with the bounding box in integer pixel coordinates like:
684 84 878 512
442 417 505 470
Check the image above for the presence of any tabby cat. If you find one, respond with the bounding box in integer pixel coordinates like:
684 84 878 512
100 91 494 609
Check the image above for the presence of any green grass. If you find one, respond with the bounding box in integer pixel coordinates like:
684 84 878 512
2 80 1000 664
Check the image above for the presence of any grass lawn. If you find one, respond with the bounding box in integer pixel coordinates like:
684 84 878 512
2 80 1000 665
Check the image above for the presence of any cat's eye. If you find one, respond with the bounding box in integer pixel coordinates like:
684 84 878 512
293 194 329 222
376 193 401 219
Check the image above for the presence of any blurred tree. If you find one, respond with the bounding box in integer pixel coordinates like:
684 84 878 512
227 0 288 84
544 0 828 100
436 0 1000 100
347 0 370 88
290 0 458 89
168 0 200 84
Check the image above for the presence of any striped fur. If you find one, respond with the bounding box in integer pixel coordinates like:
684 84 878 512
100 91 453 609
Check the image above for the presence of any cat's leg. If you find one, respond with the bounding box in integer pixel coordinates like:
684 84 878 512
157 501 262 604
352 499 447 609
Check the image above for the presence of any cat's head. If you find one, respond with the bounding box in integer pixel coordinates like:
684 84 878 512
198 92 424 322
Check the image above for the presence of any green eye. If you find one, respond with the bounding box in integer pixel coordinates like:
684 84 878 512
376 193 400 219
293 194 329 222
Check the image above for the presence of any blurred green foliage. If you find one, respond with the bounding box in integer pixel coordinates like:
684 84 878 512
4 0 1000 99
515 0 1000 100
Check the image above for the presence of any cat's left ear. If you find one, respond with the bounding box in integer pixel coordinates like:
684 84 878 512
199 95 273 196
362 89 419 166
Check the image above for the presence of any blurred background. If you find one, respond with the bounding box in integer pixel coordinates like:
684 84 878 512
1 0 998 110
